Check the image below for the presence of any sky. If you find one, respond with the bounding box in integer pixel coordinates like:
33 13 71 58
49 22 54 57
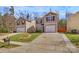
0 6 79 19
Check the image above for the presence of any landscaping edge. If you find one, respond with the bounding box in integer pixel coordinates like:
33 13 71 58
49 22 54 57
62 33 77 53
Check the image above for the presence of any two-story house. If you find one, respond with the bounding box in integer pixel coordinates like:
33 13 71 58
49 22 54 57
16 17 36 32
36 11 59 33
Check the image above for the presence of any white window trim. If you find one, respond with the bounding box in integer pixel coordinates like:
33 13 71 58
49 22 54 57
46 15 56 21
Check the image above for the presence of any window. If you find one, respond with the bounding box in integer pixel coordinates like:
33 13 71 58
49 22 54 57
9 23 11 25
46 16 51 22
40 19 42 23
36 20 38 24
17 21 20 25
46 16 55 22
22 21 25 25
53 16 55 21
52 16 55 21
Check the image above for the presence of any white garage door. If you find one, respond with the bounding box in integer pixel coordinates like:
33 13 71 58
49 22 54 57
45 25 56 32
17 27 26 32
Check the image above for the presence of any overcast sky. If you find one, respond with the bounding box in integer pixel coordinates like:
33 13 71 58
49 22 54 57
0 6 79 19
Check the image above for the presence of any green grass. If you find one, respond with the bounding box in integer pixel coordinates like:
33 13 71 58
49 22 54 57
9 33 41 42
65 33 79 48
0 42 20 48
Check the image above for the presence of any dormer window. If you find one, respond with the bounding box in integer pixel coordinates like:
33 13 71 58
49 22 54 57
46 16 55 22
17 21 20 25
22 21 25 25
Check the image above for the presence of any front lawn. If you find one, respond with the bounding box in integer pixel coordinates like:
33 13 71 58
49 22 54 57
65 33 79 48
9 33 41 42
0 42 20 48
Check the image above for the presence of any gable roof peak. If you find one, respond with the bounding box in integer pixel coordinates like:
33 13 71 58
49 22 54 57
44 11 57 16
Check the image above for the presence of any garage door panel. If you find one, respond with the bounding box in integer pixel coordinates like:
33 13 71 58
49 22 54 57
17 27 26 32
45 25 56 32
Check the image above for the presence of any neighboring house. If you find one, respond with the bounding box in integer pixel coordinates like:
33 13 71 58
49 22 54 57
67 12 79 32
16 17 36 32
36 11 59 33
2 13 16 32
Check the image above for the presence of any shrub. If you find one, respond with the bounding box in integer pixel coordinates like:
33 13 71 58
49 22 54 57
0 27 8 33
71 29 77 34
35 30 43 33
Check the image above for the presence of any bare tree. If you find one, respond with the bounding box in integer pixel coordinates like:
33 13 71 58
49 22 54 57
33 12 39 20
9 6 14 15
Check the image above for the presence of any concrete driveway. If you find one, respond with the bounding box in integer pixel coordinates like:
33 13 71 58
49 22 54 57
25 33 72 53
0 33 76 53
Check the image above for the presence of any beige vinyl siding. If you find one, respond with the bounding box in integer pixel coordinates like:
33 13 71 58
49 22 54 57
67 12 79 32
